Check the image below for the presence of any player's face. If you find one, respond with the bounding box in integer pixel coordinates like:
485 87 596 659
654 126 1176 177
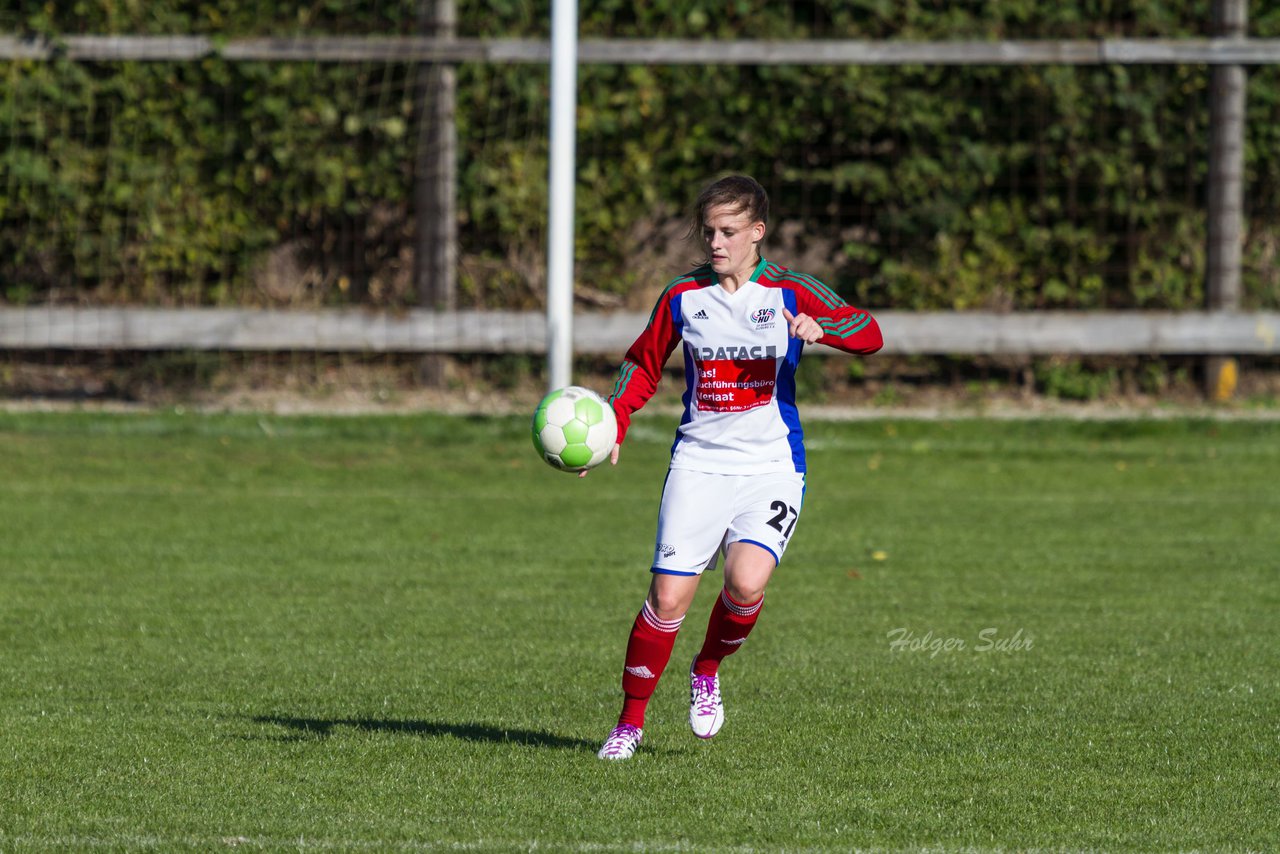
703 204 765 283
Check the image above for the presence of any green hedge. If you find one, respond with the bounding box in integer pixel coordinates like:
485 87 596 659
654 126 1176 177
2 2 1279 310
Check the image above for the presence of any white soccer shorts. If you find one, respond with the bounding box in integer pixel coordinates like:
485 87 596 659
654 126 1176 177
651 469 806 576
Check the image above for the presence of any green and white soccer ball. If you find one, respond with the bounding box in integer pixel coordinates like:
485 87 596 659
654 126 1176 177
532 386 618 472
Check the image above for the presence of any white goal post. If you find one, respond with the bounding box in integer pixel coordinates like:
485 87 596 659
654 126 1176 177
546 0 579 392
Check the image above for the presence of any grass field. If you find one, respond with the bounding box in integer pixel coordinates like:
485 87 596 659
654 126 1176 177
1 410 1277 852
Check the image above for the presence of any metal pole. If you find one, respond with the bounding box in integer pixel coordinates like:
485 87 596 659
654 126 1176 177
546 0 579 392
1206 0 1247 401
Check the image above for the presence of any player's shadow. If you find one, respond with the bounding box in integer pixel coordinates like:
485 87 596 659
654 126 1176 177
249 714 597 752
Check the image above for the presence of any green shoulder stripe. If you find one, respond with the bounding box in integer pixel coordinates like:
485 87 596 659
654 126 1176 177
765 262 839 304
647 266 712 325
786 270 845 308
774 269 842 310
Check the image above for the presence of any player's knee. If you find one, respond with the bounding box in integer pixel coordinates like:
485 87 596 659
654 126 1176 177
722 544 775 604
723 579 766 606
647 585 692 622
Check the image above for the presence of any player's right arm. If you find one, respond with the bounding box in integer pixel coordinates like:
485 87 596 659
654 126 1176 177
608 287 683 448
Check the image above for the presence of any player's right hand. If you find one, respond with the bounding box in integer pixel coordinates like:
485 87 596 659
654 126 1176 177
578 443 620 478
782 308 823 344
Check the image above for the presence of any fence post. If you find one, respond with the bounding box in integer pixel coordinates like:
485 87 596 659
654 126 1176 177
414 0 458 384
1205 0 1247 401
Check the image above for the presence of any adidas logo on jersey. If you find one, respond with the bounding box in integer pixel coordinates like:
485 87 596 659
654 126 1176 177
691 309 709 320
625 665 657 679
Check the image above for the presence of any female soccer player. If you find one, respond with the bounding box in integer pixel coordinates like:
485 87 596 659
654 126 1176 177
594 174 883 760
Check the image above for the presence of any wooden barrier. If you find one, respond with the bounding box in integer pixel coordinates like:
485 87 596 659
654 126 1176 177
4 35 1280 65
2 307 1276 356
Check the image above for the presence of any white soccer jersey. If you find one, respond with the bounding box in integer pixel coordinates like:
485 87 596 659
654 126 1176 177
609 258 882 474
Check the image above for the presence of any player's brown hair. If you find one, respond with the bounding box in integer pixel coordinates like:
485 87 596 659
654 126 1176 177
689 174 769 240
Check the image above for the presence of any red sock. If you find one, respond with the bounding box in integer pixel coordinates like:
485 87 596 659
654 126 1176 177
618 601 682 728
692 588 764 677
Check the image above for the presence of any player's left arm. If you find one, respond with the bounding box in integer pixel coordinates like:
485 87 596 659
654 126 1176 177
785 283 883 354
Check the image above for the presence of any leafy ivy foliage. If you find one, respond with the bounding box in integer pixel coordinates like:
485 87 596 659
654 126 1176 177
1 1 1277 309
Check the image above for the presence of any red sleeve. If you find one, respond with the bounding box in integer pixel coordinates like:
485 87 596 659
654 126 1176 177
607 291 683 445
789 280 884 355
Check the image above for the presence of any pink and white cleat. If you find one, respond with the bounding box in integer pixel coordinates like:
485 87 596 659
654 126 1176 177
689 662 724 739
597 723 643 760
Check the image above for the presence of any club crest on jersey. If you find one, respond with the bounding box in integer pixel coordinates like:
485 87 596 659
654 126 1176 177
751 308 776 326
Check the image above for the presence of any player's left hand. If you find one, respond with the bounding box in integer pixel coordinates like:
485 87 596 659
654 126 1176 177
783 308 823 344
